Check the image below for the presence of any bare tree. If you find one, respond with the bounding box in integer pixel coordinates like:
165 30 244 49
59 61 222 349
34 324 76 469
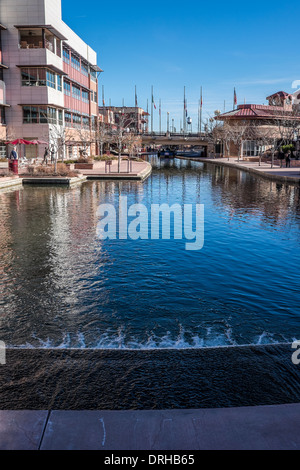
109 112 136 172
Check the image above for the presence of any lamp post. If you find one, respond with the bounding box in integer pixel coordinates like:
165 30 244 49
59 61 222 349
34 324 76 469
167 112 170 134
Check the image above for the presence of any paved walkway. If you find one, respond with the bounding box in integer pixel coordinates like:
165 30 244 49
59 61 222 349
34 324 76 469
190 157 300 183
79 159 152 181
0 404 299 450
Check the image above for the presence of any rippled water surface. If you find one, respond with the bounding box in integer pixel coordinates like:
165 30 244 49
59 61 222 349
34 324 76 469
0 157 300 349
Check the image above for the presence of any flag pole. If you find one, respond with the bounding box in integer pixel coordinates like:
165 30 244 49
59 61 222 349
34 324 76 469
200 86 202 136
183 86 186 135
151 85 153 133
159 99 161 134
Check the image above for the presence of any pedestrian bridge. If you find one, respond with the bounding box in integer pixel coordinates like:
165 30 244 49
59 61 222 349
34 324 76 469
141 132 210 149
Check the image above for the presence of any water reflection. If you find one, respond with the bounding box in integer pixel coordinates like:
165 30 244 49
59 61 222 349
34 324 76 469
0 158 299 348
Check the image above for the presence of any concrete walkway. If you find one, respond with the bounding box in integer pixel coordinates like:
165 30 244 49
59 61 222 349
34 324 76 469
184 156 300 184
0 404 299 450
79 159 152 181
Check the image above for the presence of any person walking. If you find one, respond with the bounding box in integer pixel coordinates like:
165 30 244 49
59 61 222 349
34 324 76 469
43 147 49 165
285 151 291 168
50 146 55 164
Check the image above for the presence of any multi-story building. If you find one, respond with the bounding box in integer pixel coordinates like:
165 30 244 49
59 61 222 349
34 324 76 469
99 106 149 134
0 0 102 160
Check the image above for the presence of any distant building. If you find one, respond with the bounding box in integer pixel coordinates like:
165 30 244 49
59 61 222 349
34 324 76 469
0 0 102 159
215 91 300 158
99 106 149 134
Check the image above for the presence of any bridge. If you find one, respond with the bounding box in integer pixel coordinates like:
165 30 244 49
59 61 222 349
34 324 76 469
141 132 210 151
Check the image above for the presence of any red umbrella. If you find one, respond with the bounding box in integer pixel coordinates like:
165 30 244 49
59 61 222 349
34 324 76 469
6 139 33 145
28 140 48 145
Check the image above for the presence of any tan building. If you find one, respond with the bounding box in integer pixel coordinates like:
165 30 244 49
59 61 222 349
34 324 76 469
215 91 300 158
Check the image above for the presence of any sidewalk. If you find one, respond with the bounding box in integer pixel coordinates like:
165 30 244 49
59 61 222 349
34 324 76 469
191 156 300 184
0 404 299 450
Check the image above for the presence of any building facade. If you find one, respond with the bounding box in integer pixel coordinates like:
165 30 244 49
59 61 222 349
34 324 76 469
0 0 101 159
215 91 300 158
99 106 149 134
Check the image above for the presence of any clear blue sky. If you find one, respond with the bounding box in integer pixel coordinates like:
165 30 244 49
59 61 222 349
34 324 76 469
62 0 300 131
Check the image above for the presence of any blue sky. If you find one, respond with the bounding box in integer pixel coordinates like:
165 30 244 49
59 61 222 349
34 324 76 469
62 0 300 131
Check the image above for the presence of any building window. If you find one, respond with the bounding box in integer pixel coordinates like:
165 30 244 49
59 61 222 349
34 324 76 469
0 107 5 124
46 70 56 89
63 48 70 64
21 68 46 87
73 114 81 128
23 106 57 124
72 85 81 100
81 62 88 76
57 75 62 92
58 110 63 126
93 91 98 103
56 38 61 58
0 143 6 158
47 107 57 124
82 90 89 103
90 69 97 82
243 140 264 157
82 116 90 128
64 80 71 96
71 54 80 71
65 112 72 127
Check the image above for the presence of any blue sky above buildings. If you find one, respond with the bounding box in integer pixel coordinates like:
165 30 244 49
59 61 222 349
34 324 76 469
62 0 300 131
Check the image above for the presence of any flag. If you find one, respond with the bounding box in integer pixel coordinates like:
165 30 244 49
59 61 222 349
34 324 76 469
234 88 237 106
152 94 156 109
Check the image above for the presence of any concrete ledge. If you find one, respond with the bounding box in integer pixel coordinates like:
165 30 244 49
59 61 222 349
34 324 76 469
176 156 300 185
86 161 152 181
0 177 23 190
21 175 87 186
1 404 300 450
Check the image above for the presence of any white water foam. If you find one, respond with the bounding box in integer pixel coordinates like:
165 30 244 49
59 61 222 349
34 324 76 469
6 325 287 350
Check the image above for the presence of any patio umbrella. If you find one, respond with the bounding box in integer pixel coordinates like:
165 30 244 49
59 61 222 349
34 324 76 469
6 139 33 145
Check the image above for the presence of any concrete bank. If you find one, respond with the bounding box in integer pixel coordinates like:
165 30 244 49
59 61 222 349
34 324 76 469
176 156 300 185
81 160 152 182
0 403 299 450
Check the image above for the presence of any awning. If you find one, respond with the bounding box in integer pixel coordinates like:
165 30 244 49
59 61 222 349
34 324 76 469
90 65 103 73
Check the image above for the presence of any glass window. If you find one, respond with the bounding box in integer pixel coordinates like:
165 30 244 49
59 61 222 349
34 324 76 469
81 62 88 76
21 68 47 87
71 54 80 71
82 117 90 128
64 80 71 96
56 38 61 58
39 107 48 123
57 75 62 92
82 90 89 103
46 70 56 89
72 85 81 100
58 110 63 125
63 48 70 64
0 143 6 158
65 112 72 127
0 107 5 125
47 107 57 124
90 69 97 82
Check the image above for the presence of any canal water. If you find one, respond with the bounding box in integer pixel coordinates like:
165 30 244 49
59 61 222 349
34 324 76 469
0 156 300 350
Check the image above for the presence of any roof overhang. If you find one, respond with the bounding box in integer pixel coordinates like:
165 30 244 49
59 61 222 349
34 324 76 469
91 65 103 73
14 25 67 41
16 64 67 75
0 24 7 31
0 64 8 69
18 103 66 109
0 103 10 108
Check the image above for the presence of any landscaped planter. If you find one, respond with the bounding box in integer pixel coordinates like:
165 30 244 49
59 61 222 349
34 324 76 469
74 162 94 170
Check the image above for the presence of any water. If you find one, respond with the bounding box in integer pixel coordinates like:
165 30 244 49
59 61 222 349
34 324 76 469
0 156 300 349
